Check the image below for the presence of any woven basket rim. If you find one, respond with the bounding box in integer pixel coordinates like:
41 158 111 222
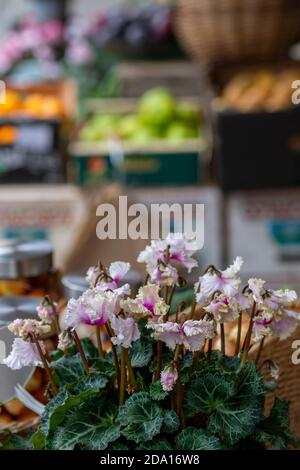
0 416 40 438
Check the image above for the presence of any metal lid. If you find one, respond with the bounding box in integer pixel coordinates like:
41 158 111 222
62 274 89 301
0 295 42 327
0 240 53 279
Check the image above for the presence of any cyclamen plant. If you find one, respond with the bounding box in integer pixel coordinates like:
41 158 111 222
2 234 300 450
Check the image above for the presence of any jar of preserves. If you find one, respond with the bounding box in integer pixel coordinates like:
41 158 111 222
0 240 63 300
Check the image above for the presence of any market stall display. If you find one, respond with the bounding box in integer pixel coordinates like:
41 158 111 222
0 81 76 184
70 88 206 186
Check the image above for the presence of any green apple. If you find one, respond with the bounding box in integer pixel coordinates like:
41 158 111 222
130 126 160 144
79 124 103 142
165 122 198 142
90 114 120 135
138 88 176 128
118 114 140 140
176 102 199 126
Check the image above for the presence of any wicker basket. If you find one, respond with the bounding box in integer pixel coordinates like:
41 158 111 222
173 0 300 63
249 325 300 438
0 416 40 440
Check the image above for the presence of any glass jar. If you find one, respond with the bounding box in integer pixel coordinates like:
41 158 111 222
0 296 42 403
0 296 49 431
0 240 63 300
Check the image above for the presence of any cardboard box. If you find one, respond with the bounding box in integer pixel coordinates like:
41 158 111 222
227 189 300 289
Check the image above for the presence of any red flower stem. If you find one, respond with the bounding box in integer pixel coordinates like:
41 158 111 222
105 323 120 388
124 348 137 391
95 325 105 358
235 312 243 356
220 323 226 355
167 285 176 308
119 347 126 406
207 339 213 362
53 316 61 336
32 335 58 396
174 345 185 429
155 340 163 381
45 295 60 335
72 330 90 374
240 302 256 368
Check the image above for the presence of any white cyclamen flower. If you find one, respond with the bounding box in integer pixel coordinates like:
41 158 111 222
36 297 58 324
86 261 131 292
110 315 140 349
138 233 198 284
8 319 51 341
204 294 240 323
196 257 243 302
4 338 44 370
65 288 119 329
247 278 266 304
147 319 215 352
121 284 169 322
160 363 178 392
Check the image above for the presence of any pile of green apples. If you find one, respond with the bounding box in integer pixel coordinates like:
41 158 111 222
79 88 201 144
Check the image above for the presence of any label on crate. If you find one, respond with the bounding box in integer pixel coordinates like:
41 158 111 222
16 124 53 153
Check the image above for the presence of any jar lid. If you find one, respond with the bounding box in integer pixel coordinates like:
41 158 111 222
0 240 53 279
0 295 42 327
62 274 89 300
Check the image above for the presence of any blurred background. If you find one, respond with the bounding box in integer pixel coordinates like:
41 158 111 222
1 0 300 289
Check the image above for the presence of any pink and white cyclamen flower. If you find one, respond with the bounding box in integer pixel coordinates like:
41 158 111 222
86 261 131 296
65 288 119 329
147 319 216 352
110 315 140 349
121 284 169 323
36 298 58 324
138 233 198 286
204 294 240 323
8 319 51 341
196 257 243 302
160 363 178 392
